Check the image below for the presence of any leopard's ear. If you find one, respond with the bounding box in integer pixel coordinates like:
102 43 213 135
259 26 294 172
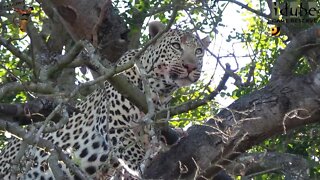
148 21 166 39
201 36 211 49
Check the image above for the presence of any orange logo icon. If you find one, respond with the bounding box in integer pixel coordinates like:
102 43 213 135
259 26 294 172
271 26 280 36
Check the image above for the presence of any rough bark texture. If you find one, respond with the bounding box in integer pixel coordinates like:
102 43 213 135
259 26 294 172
0 98 79 125
228 152 309 179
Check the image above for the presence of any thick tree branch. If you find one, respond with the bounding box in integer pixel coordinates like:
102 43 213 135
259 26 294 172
228 152 309 179
143 68 320 179
271 25 320 81
0 98 79 125
0 82 55 100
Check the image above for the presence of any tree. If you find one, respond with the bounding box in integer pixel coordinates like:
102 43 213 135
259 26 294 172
0 0 319 179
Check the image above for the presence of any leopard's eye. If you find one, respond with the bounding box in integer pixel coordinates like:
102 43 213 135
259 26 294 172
171 42 181 50
195 48 203 55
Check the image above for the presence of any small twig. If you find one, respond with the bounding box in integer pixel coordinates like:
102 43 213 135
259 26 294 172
146 3 173 16
10 141 29 179
48 150 67 179
47 40 84 77
35 104 63 136
221 0 270 19
192 157 201 179
282 108 311 134
67 65 129 99
245 167 280 178
54 145 92 180
136 61 155 124
0 36 33 66
41 107 69 133
83 42 146 113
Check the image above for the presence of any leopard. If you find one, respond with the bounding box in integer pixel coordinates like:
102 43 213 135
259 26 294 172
0 21 210 180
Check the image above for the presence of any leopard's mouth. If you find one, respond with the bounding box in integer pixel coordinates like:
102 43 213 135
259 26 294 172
170 71 199 80
168 64 201 87
169 72 188 80
170 72 199 87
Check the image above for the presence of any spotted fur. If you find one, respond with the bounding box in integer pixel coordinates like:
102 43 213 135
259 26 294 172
0 22 210 179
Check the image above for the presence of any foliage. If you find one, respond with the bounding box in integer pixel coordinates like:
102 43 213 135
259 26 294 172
0 0 38 146
228 13 286 98
169 81 218 128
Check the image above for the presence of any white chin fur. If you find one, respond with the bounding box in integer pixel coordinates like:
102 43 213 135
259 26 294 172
175 78 193 87
164 73 197 87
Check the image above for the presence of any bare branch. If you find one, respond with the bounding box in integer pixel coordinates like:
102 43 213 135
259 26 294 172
221 0 270 19
0 98 78 125
0 82 55 100
228 152 309 180
48 150 68 179
47 40 84 77
10 141 29 179
0 36 33 66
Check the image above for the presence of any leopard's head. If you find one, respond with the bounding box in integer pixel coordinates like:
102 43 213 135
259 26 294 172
141 21 210 94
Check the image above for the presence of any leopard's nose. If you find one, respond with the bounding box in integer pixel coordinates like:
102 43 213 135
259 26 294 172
183 63 197 73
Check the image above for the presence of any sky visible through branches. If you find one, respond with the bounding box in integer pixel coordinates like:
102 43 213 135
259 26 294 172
207 3 250 106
